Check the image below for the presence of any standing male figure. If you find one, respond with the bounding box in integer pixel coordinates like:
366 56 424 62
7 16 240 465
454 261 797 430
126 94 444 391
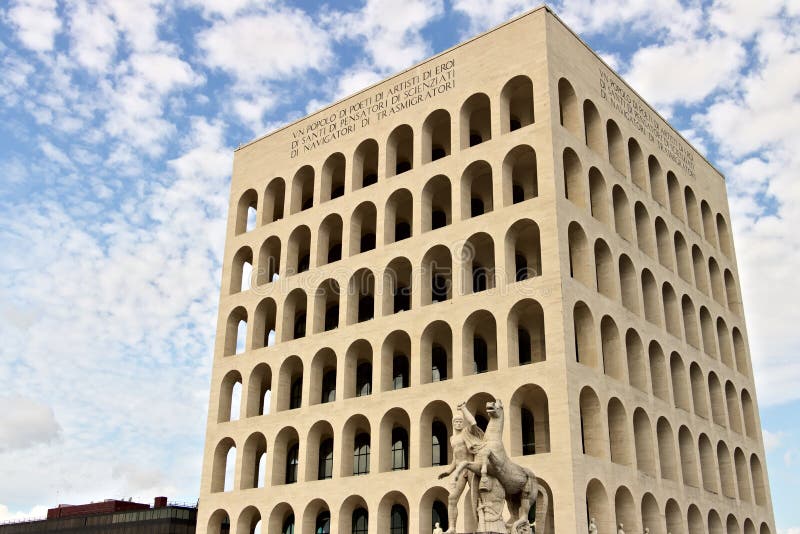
438 402 485 533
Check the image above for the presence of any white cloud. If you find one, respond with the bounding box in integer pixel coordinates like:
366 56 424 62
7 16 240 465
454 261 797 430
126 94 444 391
451 0 537 33
763 429 784 452
0 396 61 451
779 529 800 534
6 0 62 52
710 0 784 39
67 2 119 71
0 504 48 522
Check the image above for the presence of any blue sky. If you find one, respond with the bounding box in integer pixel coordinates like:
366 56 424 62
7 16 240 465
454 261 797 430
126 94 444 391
0 0 799 531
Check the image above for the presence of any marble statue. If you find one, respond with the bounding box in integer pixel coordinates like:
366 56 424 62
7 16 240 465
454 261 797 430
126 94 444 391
439 403 484 532
445 399 548 534
433 522 444 534
589 517 598 533
618 523 625 534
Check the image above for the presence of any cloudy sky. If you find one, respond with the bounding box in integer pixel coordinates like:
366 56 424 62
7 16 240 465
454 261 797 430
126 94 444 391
0 0 799 531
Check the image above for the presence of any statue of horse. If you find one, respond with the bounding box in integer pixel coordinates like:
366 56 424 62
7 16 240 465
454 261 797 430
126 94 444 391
451 399 547 534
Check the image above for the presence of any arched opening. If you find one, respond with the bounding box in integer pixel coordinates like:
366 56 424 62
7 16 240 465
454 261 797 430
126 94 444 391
662 282 681 336
421 320 452 384
626 329 648 392
726 381 743 434
317 214 343 266
422 109 451 163
461 92 492 148
461 160 494 219
321 152 346 201
277 356 304 412
682 295 700 348
685 187 702 235
344 339 373 399
607 119 626 175
688 505 703 534
387 124 414 176
657 418 678 481
733 328 750 377
237 506 262 534
462 232 495 293
584 100 603 154
641 493 661 534
230 246 253 294
207 509 231 534
419 401 453 467
422 175 451 231
313 279 340 334
385 189 414 244
619 254 639 314
668 171 684 221
305 421 335 481
503 144 538 205
350 201 377 255
510 384 550 455
702 200 718 247
579 387 605 458
211 438 236 493
563 147 585 208
240 433 267 489
675 232 692 283
718 441 737 498
257 236 281 285
751 454 767 506
642 270 662 326
309 348 337 405
383 257 413 315
568 222 592 287
709 510 724 534
419 486 451 534
574 301 598 368
463 310 497 374
649 155 666 206
589 167 610 224
693 245 709 294
224 306 248 356
699 433 719 493
246 362 272 417
340 414 371 477
352 138 379 189
726 515 740 534
679 426 700 488
725 270 743 316
558 78 580 137
290 165 314 214
422 245 452 305
381 330 412 392
218 370 242 424
735 448 752 502
286 225 311 275
268 504 294 534
263 178 285 225
595 239 615 299
709 372 727 427
586 479 612 534
281 288 307 342
272 426 300 485
601 315 625 381
649 342 669 402
629 138 647 191
379 408 411 472
501 75 534 133
507 298 546 366
506 218 542 282
236 189 258 235
635 202 656 258
339 496 368 534
742 389 757 439
347 269 375 324
302 500 332 534
665 500 684 534
608 398 632 466
656 217 673 270
690 363 709 419
670 353 691 411
615 487 640 534
252 297 277 350
718 214 734 258
613 185 633 241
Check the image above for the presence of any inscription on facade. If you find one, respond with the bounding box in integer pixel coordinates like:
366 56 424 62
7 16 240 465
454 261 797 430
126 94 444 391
290 59 456 158
599 69 695 177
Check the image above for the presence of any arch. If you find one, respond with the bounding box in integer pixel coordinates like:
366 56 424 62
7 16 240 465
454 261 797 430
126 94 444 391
290 165 314 214
665 499 684 534
718 214 734 258
231 246 253 294
312 279 340 334
263 177 285 224
709 510 724 534
350 201 377 255
718 440 737 498
341 413 371 477
613 185 633 241
642 270 662 326
502 75 534 133
419 401 453 467
461 92 492 148
385 188 414 244
463 309 497 374
726 515 740 534
589 167 611 224
751 454 767 506
701 200 718 247
257 236 281 285
305 420 335 482
675 232 692 283
601 315 625 381
709 372 727 427
634 408 656 476
635 202 656 258
586 479 612 534
286 225 311 275
422 109 451 163
619 254 639 314
211 437 236 493
744 520 757 534
236 189 258 236
387 124 414 176
657 417 678 481
302 499 331 534
461 160 494 219
699 433 719 493
563 147 585 208
382 257 413 315
309 348 337 405
339 496 368 534
208 509 231 534
353 138 379 189
649 342 669 401
573 301 598 368
656 217 673 270
710 257 726 305
506 218 542 282
693 245 709 294
421 245 452 305
668 171 684 221
681 295 700 349
679 426 700 488
277 355 304 411
236 506 262 534
608 398 633 466
246 362 272 417
421 175 451 232
584 100 604 154
347 268 375 324
595 239 616 299
717 318 734 368
580 386 605 458
688 505 703 534
641 493 662 534
224 306 248 356
268 503 295 534
663 282 681 337
510 383 550 455
421 320 452 383
508 298 546 366
281 288 307 341
734 448 752 502
649 155 667 205
726 381 743 434
381 330 412 392
321 152 346 202
568 222 592 287
685 186 702 234
629 138 647 190
742 389 757 439
344 339 373 399
378 493 410 534
272 426 300 485
379 408 411 472
503 144 538 206
558 78 580 137
625 329 647 392
218 370 243 423
240 432 267 490
690 362 709 419
733 328 750 377
317 214 343 266
670 353 691 411
462 232 495 293
725 269 743 315
607 119 626 174
615 486 640 534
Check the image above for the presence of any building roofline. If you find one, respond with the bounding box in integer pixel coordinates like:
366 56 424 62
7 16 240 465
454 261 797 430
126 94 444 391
235 4 725 181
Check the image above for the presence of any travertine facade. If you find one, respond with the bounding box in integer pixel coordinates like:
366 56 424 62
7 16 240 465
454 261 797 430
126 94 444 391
197 7 776 534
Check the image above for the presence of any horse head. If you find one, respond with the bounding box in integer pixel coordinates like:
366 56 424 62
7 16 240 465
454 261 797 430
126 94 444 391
486 399 504 419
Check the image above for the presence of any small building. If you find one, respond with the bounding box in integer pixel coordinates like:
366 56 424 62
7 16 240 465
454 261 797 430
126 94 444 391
0 497 200 534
